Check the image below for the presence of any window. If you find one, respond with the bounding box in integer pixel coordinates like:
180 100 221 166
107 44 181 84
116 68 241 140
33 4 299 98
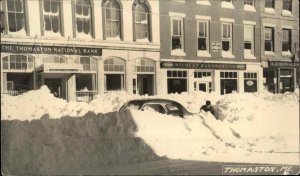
172 18 184 51
104 0 121 39
198 21 209 52
43 56 66 63
283 0 292 11
133 4 150 41
220 71 238 95
104 57 125 72
43 0 61 34
244 0 254 5
265 0 274 8
282 29 291 52
74 57 96 71
221 0 234 9
244 0 255 11
244 72 257 92
5 0 26 33
264 27 274 52
2 55 34 70
244 25 255 58
222 22 233 55
135 58 155 73
75 0 92 36
194 71 211 78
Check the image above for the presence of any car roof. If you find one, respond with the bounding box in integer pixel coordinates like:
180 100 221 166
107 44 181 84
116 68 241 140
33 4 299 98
126 98 181 104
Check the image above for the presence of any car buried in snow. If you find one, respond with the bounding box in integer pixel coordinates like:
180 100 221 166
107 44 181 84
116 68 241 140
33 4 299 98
119 98 193 118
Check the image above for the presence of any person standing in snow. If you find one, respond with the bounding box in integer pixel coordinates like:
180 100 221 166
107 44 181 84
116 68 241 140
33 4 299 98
200 101 216 119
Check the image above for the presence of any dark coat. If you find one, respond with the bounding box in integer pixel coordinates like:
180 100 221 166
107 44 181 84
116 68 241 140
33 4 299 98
200 105 215 116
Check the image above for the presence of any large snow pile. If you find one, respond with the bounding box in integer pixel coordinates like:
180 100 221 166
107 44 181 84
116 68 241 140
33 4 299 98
1 86 299 166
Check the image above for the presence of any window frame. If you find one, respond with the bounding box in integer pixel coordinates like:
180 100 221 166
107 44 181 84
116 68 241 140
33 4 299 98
282 28 291 53
282 0 292 12
171 17 185 53
197 20 210 54
221 22 233 54
264 27 274 53
265 0 275 8
2 55 34 70
103 0 122 40
41 0 62 36
74 0 93 38
244 24 255 58
133 3 150 42
2 0 27 34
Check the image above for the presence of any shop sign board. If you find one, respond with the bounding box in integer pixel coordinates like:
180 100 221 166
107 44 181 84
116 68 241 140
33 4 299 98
268 61 299 68
1 44 102 56
160 61 246 70
211 41 221 53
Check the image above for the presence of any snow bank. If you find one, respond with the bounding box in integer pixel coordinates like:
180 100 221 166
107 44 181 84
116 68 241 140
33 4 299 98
130 90 299 165
1 111 159 175
1 86 299 166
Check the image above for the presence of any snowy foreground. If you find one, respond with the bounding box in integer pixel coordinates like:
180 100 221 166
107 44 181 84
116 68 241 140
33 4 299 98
1 86 299 165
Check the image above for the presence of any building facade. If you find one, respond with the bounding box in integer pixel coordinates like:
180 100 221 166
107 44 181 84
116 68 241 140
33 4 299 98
159 0 264 95
259 0 299 93
1 0 160 101
1 0 299 101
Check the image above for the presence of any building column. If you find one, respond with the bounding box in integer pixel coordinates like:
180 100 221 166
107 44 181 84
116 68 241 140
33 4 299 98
67 74 76 101
126 59 134 94
97 58 104 95
155 61 161 95
238 71 244 93
214 70 220 94
293 68 297 90
277 68 281 93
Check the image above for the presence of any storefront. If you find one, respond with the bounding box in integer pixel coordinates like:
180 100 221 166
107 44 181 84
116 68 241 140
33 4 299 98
160 61 263 95
263 61 299 93
1 44 101 101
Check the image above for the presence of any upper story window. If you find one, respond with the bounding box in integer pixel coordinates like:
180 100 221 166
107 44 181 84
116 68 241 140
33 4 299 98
221 0 234 9
75 0 92 37
197 20 210 56
265 0 275 14
171 17 185 55
244 25 255 59
103 0 121 40
133 2 150 42
222 22 233 57
282 0 292 16
43 0 61 35
2 0 26 34
282 29 291 55
2 55 34 70
264 27 274 53
244 0 255 12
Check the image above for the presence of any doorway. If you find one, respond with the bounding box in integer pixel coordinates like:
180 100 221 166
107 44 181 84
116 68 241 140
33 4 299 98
195 81 209 92
45 78 62 98
135 74 154 95
221 79 237 95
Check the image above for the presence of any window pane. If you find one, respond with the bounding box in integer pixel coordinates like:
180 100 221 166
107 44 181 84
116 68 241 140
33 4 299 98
44 0 51 12
244 42 252 50
222 41 230 51
83 19 90 34
172 36 181 50
15 13 24 31
52 16 59 33
7 1 16 11
44 15 51 31
15 0 23 12
51 0 58 13
173 20 179 35
83 6 89 16
199 22 205 37
76 4 82 15
77 19 83 32
8 13 17 32
198 38 206 50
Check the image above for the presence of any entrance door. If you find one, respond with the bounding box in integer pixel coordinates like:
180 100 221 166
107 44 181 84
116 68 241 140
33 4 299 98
45 79 62 98
195 81 209 92
280 77 293 93
137 74 154 95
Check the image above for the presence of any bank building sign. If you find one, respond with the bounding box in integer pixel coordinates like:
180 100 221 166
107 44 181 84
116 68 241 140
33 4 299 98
1 44 102 56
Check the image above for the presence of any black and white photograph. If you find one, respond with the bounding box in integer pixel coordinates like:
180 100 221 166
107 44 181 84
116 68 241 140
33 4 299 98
1 0 299 175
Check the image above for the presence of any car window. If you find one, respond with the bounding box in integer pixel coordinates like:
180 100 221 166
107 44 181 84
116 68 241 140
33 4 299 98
124 102 142 110
142 104 166 114
166 103 182 115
